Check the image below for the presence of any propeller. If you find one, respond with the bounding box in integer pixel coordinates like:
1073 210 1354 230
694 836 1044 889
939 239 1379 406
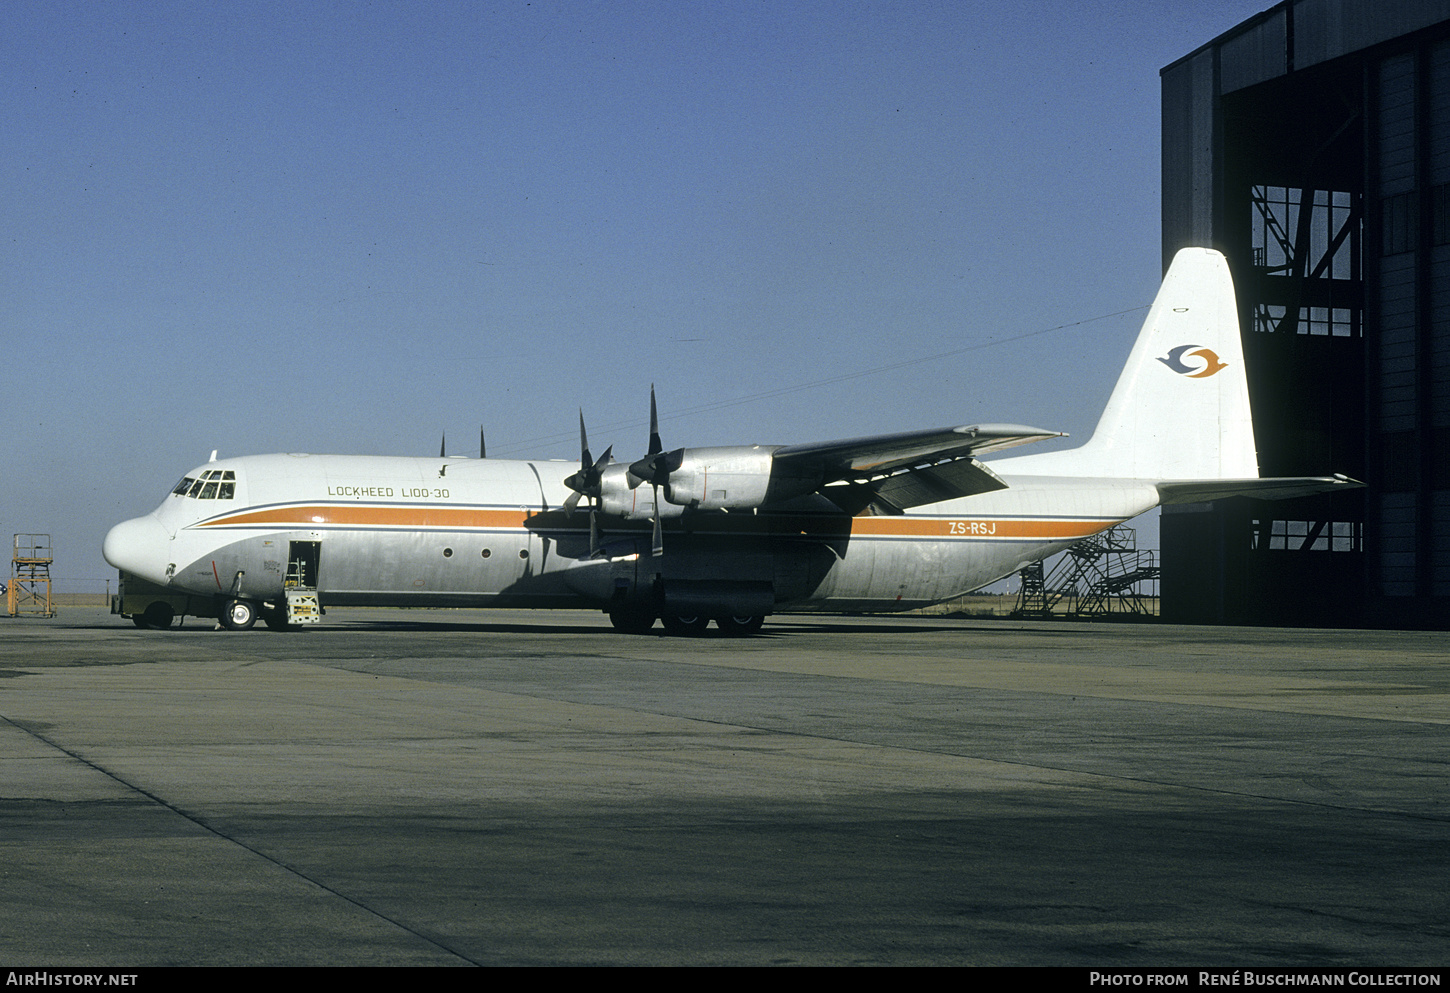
625 386 680 556
562 411 611 555
646 385 663 461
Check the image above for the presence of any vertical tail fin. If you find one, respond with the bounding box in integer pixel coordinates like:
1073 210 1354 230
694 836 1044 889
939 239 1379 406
1001 247 1258 480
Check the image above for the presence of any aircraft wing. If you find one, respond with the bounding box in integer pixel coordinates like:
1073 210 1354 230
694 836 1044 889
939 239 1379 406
774 423 1063 514
774 423 1063 477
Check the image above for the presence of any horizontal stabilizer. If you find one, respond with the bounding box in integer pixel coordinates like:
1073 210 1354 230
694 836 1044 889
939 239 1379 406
1157 475 1364 505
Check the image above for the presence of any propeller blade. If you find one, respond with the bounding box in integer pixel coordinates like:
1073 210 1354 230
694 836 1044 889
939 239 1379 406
627 387 667 488
651 484 664 557
563 409 612 528
577 410 592 470
648 385 662 456
479 427 486 459
589 507 599 557
439 432 446 458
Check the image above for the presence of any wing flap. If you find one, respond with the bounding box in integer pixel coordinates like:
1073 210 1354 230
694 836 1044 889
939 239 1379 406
819 458 1010 515
866 458 1009 512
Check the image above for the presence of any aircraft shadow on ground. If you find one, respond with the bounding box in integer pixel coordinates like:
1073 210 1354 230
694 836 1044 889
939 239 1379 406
82 616 1003 637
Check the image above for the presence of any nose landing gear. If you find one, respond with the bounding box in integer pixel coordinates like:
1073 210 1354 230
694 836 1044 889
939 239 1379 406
219 598 257 631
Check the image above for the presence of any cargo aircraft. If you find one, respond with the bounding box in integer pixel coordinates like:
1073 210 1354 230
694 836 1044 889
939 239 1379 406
104 248 1361 634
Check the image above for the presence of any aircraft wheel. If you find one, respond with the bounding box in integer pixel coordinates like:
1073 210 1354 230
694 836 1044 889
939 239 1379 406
136 602 174 630
716 615 764 637
661 614 710 637
608 608 656 634
220 598 257 631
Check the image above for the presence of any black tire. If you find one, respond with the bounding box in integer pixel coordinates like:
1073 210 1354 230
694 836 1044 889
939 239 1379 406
716 615 765 637
608 608 656 634
137 602 174 630
262 609 293 632
220 598 257 631
661 614 710 637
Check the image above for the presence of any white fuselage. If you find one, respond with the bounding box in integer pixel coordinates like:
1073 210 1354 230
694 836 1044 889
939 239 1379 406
103 451 1157 617
103 250 1360 629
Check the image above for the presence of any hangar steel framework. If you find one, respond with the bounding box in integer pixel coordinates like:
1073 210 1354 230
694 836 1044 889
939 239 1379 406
1161 0 1450 628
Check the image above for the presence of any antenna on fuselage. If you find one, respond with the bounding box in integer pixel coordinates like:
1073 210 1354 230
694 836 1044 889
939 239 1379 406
480 426 486 459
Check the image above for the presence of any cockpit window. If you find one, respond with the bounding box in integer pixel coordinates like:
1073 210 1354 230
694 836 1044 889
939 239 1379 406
171 469 236 500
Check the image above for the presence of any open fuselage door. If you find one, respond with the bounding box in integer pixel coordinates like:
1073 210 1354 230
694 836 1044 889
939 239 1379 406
284 540 322 624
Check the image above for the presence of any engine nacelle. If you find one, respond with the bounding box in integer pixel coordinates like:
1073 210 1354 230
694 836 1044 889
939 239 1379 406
660 446 816 510
597 463 685 520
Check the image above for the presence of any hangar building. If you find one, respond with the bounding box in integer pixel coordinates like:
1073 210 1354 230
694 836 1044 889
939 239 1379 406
1160 0 1450 628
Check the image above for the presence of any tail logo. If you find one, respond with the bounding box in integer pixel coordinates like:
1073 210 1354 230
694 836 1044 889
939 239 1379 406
1157 344 1227 379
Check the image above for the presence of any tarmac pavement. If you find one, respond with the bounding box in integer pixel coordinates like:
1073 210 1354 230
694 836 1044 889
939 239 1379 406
0 607 1446 966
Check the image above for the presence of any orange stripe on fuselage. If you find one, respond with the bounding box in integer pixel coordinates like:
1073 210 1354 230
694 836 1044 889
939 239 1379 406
198 503 1115 542
198 506 529 529
849 517 1113 539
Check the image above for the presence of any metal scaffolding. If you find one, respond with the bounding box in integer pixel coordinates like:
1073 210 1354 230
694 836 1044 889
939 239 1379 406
1012 526 1159 619
8 534 55 618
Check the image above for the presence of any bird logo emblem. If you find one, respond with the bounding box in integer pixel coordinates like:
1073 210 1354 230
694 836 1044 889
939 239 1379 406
1157 344 1227 378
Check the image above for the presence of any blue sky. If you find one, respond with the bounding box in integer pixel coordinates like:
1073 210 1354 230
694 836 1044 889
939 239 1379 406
2 0 1272 589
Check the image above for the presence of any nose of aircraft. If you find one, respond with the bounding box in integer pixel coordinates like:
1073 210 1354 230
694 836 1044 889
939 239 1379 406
103 515 173 584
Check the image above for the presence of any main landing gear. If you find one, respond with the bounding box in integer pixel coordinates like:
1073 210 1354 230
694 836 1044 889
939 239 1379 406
607 609 766 637
715 615 765 637
607 606 657 635
660 614 710 637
